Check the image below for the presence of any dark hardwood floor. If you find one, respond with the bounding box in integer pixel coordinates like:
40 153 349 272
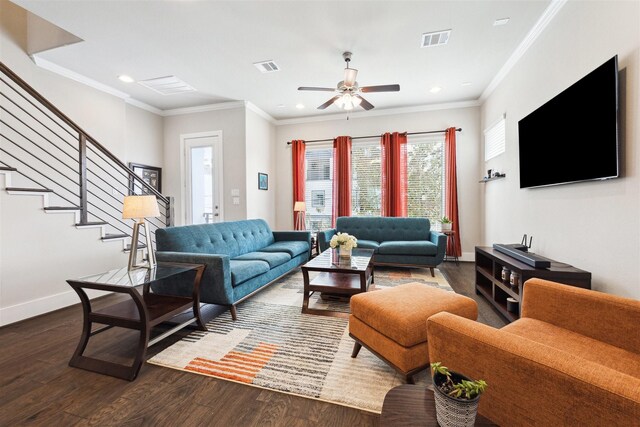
0 261 504 426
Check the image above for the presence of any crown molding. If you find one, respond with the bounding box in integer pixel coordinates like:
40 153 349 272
479 0 567 102
161 101 246 117
32 55 130 99
245 101 276 124
273 100 481 126
32 54 163 115
124 97 163 115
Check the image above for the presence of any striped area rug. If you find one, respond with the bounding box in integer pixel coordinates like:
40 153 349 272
148 267 452 413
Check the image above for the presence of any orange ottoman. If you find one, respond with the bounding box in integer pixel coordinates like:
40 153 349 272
349 282 478 383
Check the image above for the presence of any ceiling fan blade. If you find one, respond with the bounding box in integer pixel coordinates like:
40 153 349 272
343 68 358 86
355 95 374 111
318 96 341 110
360 84 400 93
298 86 335 92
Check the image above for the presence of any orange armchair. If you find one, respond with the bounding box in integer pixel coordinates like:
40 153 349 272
427 278 640 426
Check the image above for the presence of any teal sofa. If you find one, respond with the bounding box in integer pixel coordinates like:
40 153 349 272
155 219 310 320
318 217 446 276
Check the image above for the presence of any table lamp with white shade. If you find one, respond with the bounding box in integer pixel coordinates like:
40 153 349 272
122 195 160 270
294 201 306 230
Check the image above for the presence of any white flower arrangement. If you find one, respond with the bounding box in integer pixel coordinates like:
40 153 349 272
329 232 358 251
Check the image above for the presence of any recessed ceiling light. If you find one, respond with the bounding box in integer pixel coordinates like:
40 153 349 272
296 104 305 109
118 75 134 83
429 86 442 94
461 82 472 86
493 18 510 26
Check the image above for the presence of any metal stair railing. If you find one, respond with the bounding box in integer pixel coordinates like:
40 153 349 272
0 61 173 246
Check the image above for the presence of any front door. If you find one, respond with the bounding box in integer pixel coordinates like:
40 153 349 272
183 132 223 225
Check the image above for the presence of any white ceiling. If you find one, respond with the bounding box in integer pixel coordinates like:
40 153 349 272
14 0 551 120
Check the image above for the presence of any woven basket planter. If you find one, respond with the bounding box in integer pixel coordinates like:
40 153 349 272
432 371 481 427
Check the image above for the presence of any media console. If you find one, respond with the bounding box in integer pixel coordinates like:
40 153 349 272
475 246 591 322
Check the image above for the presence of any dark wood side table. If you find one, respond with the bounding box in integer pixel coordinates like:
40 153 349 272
66 262 206 381
380 385 496 426
442 230 459 265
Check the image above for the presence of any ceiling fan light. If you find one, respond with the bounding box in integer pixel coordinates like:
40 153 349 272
344 102 354 111
334 97 345 108
352 96 362 106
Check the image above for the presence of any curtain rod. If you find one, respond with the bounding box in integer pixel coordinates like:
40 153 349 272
286 128 461 145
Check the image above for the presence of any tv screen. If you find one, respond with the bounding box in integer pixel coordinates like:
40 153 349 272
518 56 619 189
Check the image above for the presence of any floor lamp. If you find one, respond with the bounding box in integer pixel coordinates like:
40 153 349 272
294 201 306 230
122 195 160 270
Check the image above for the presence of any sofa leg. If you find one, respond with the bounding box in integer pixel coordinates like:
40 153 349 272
230 305 237 321
406 374 415 384
430 267 435 277
351 342 362 358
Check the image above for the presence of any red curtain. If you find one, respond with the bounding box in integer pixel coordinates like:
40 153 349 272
332 136 352 227
291 140 305 229
445 127 462 257
380 132 408 217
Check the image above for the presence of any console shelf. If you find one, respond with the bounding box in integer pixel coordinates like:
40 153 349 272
475 246 591 322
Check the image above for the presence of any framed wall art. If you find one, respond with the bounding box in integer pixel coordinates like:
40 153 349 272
129 163 162 195
258 172 268 190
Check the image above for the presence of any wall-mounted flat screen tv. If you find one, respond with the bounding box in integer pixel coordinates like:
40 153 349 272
518 56 619 189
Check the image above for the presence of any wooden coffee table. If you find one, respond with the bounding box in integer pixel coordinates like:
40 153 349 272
301 248 374 317
380 385 496 426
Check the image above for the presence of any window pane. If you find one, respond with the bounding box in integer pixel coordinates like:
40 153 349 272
407 136 445 227
351 142 381 216
305 147 333 232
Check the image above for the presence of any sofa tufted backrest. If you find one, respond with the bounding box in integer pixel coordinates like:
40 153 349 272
156 219 275 258
336 216 431 242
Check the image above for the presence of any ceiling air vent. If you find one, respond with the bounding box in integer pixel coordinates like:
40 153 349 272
138 76 195 95
421 29 451 48
253 60 280 73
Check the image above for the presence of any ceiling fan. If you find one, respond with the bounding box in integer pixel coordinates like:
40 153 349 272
298 52 400 111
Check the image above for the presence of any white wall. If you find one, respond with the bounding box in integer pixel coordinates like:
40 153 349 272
0 0 165 325
481 0 640 298
245 108 276 226
163 107 247 225
275 106 481 259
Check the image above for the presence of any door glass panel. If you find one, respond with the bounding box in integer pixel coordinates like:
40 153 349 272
190 145 213 224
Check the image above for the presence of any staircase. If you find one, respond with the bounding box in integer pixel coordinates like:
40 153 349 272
0 62 173 254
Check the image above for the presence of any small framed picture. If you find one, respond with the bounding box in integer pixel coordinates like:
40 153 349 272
129 163 162 195
258 172 268 190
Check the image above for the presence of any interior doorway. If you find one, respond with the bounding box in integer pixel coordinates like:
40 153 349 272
181 131 223 225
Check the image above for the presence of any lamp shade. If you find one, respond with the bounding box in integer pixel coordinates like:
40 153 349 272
122 195 160 219
294 201 306 212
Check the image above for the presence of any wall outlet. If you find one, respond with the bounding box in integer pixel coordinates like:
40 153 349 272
233 197 240 205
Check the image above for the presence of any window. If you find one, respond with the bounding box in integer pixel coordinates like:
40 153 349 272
406 135 445 226
351 141 381 216
305 147 333 232
311 190 325 207
484 115 506 161
303 135 446 232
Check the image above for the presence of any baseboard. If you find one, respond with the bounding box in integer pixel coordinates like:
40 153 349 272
443 251 474 263
0 288 108 326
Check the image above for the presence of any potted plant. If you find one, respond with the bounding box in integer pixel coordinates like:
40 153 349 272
440 216 452 232
329 232 358 258
430 362 487 427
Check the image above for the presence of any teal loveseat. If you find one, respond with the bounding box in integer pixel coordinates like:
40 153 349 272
155 219 310 320
318 217 446 276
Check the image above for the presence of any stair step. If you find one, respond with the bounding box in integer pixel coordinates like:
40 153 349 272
44 206 80 211
6 187 53 193
0 167 17 172
75 221 107 227
102 233 129 240
124 243 147 251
